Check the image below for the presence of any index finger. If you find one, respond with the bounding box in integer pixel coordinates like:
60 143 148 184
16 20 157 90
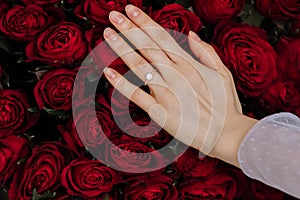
124 4 193 63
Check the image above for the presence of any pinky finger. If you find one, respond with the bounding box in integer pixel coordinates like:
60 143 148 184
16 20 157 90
103 67 157 113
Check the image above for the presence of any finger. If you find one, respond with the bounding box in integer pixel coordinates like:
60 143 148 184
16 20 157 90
188 31 243 113
108 10 173 67
188 31 225 72
103 27 166 87
103 67 157 112
121 5 192 64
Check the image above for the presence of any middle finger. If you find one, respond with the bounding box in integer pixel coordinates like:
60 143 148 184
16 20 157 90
108 11 174 69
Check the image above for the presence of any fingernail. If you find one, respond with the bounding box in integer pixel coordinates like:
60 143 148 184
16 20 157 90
126 5 140 18
103 67 116 78
109 11 124 24
189 31 201 42
104 28 118 41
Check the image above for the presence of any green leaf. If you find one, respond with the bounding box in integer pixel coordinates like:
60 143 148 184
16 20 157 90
146 141 155 150
32 189 56 200
103 194 111 200
28 107 39 113
34 65 53 71
0 187 8 200
44 108 71 121
71 197 84 200
241 3 265 27
168 140 182 154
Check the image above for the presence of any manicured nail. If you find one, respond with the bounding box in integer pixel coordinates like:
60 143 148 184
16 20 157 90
189 31 201 42
103 67 116 78
104 28 118 41
109 11 124 24
126 4 140 18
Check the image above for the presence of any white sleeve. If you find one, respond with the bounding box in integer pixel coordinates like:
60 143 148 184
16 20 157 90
238 112 300 198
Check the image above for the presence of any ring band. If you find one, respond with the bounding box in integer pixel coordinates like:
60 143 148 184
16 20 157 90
144 69 157 86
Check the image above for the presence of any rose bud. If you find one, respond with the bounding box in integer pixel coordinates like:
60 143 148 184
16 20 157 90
174 147 219 178
123 173 178 200
98 135 166 173
57 118 85 157
61 158 118 198
193 0 245 26
26 22 88 67
0 135 30 186
276 37 300 84
71 94 119 150
178 170 238 199
255 0 300 21
213 22 278 97
8 142 73 200
74 0 143 26
34 68 77 111
85 28 129 73
260 81 300 117
0 89 38 137
0 4 64 42
122 115 173 149
150 4 202 44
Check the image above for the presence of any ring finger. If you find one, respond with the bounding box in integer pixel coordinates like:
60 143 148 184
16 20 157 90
103 27 166 89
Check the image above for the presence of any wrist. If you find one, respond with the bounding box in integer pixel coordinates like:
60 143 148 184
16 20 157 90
208 113 258 168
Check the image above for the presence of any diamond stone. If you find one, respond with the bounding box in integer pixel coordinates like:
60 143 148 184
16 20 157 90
146 73 153 80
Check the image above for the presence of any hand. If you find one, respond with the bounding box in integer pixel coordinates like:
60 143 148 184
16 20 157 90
103 5 258 167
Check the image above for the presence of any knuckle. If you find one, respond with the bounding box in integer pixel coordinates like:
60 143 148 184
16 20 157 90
134 59 148 68
206 44 215 53
142 39 159 50
156 30 170 41
113 41 130 55
120 20 135 31
131 88 141 101
115 77 125 88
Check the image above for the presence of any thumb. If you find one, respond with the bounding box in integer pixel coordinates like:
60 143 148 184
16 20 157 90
188 31 224 71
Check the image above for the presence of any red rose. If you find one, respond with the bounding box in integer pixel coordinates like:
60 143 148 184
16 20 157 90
34 68 77 111
99 135 166 173
193 0 244 25
75 0 143 26
57 192 120 200
0 89 38 137
276 37 300 84
174 147 218 178
57 118 85 157
8 142 73 200
72 94 118 149
107 86 141 117
178 170 238 199
0 4 64 42
123 115 173 149
150 4 202 43
61 158 118 198
261 81 300 116
26 22 88 67
21 0 60 6
85 28 129 73
213 22 278 97
255 0 300 20
0 135 30 186
243 180 285 200
123 174 178 200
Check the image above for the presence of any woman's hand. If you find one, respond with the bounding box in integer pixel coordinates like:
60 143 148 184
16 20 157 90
103 5 258 167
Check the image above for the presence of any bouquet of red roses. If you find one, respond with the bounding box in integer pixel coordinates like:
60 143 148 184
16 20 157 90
0 0 299 199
